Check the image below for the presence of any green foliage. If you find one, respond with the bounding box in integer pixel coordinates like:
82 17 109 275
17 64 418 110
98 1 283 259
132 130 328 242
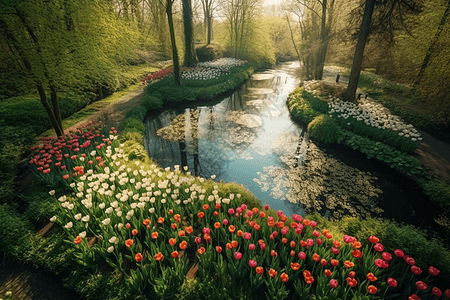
307 114 341 143
339 217 450 275
126 106 147 122
122 139 149 161
195 43 225 62
0 204 33 260
142 94 164 110
422 179 450 209
338 130 426 177
286 87 324 124
119 117 145 135
0 96 89 135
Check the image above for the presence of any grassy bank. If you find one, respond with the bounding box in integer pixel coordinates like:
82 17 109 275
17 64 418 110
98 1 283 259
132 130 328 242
287 84 450 210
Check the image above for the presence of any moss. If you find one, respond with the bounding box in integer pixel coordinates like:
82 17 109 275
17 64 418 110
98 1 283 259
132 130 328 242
422 179 450 208
307 114 340 143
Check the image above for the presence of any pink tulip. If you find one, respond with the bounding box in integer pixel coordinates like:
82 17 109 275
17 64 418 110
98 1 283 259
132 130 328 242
330 279 338 289
249 260 257 268
244 232 251 240
234 252 242 260
298 252 306 260
249 244 255 250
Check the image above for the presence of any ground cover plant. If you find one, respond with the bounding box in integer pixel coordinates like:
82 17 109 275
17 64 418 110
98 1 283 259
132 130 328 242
286 83 450 209
25 121 450 300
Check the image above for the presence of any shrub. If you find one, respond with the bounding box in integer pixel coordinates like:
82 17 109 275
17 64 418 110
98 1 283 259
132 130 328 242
195 43 225 62
142 94 164 111
0 204 33 260
308 114 340 143
120 117 145 134
126 106 147 122
423 179 450 208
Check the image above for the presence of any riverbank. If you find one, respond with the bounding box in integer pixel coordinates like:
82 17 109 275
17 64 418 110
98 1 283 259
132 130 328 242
3 61 450 299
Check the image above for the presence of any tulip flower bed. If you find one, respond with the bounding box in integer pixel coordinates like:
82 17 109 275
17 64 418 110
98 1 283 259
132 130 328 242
27 122 450 300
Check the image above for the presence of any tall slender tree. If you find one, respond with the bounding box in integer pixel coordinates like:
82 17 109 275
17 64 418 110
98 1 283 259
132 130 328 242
182 0 198 66
343 0 376 102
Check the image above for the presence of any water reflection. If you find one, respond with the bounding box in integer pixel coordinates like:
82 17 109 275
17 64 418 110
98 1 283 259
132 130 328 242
145 61 304 214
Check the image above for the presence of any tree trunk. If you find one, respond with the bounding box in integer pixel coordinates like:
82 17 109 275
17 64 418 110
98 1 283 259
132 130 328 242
343 0 376 102
207 15 212 44
38 85 64 137
166 0 182 86
50 86 64 136
182 0 198 66
414 0 450 87
314 0 327 80
285 14 302 64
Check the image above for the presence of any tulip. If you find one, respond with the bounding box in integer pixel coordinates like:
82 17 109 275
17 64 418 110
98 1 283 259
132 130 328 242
432 287 442 297
428 266 440 276
411 266 422 275
135 253 143 262
280 273 288 282
387 277 397 287
368 285 377 294
416 281 428 290
249 260 257 268
298 252 306 260
330 279 338 289
382 252 392 261
195 237 201 245
249 244 255 250
256 266 264 275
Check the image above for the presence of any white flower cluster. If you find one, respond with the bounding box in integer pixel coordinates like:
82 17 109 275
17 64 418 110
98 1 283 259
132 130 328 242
328 97 422 141
181 58 247 81
49 141 239 254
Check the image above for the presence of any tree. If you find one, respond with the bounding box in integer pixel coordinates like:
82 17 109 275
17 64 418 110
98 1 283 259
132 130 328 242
343 0 376 102
343 0 424 102
0 0 138 136
290 0 336 80
159 0 182 85
182 0 198 66
414 0 450 86
201 0 217 44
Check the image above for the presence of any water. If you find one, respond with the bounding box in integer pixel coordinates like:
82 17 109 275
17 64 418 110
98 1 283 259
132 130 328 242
144 61 304 215
144 61 450 245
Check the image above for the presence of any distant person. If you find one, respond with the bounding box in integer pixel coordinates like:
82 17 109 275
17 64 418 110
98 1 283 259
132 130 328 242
336 73 340 83
357 93 363 100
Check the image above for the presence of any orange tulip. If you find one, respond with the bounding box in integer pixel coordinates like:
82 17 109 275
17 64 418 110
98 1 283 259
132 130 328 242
143 219 150 226
178 230 185 237
226 243 232 250
303 219 311 226
231 240 238 248
331 259 339 267
352 241 362 249
369 235 379 244
276 221 284 228
229 225 236 233
267 220 275 227
344 260 354 268
154 252 163 261
367 273 377 281
256 266 264 275
303 270 311 278
300 240 308 247
174 214 181 222
254 224 260 231
179 241 187 249
198 247 206 254
313 253 320 262
185 226 193 234
171 223 177 229
259 212 266 218
291 262 300 271
352 249 363 258
152 232 159 239
305 276 314 284
258 239 265 245
290 241 296 248
252 207 259 214
237 230 243 237
290 250 296 257
290 222 297 228
333 240 341 248
203 204 209 210
280 273 288 282
271 250 278 257
135 253 143 262
269 268 277 277
214 222 221 229
74 236 82 244
169 238 176 245
324 269 332 277
281 215 287 222
171 251 179 258
346 277 357 287
325 233 332 239
158 217 165 223
197 211 204 218
132 229 138 236
368 285 377 294
125 239 133 247
216 246 222 253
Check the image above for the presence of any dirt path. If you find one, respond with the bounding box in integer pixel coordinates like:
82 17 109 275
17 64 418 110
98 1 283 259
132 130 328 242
64 85 147 134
